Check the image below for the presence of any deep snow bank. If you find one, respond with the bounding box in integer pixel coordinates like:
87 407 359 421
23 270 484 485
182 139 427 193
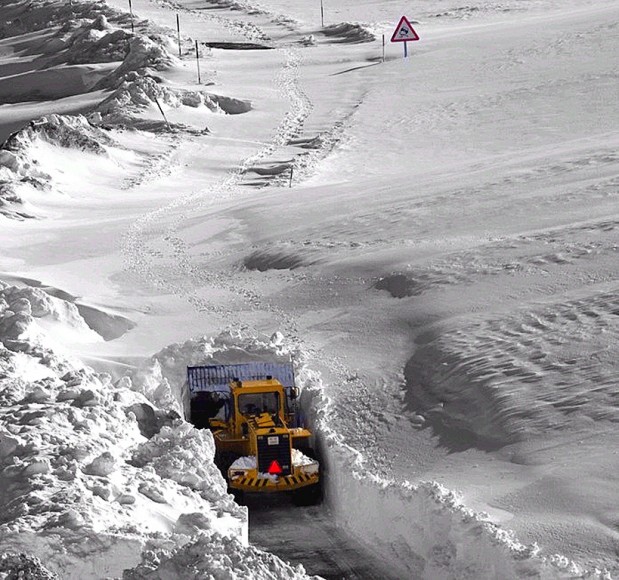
0 288 317 579
299 369 611 579
0 281 102 346
263 340 610 578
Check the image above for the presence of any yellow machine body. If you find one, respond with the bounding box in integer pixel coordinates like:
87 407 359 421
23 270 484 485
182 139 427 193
208 379 319 493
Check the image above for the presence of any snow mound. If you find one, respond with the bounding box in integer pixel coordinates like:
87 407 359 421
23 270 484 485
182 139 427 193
0 312 247 578
0 114 114 217
321 23 376 44
0 282 102 347
45 15 132 67
98 76 246 122
1 115 113 178
0 552 58 579
95 35 174 91
123 531 315 580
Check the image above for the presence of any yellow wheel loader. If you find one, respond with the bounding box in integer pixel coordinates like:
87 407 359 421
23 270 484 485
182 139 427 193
187 362 321 505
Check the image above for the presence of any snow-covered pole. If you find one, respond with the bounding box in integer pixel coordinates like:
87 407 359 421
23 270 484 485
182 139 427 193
154 97 171 130
128 0 134 33
195 40 201 84
176 14 181 57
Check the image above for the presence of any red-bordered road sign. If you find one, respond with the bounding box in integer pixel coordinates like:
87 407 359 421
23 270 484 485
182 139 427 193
391 16 420 42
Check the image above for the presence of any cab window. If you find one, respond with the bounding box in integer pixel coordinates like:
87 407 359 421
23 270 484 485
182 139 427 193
238 392 279 416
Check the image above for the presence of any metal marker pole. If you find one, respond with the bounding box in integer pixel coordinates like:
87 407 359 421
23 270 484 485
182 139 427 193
382 34 385 62
128 0 134 33
289 166 293 188
320 0 324 27
195 40 201 84
404 41 408 58
176 14 181 57
154 97 170 129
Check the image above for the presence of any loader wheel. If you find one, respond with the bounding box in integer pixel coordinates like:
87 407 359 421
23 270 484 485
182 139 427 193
231 488 246 506
292 483 322 506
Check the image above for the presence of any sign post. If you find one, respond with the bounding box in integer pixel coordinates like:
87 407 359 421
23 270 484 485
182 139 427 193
390 16 419 58
128 0 134 33
176 14 181 57
195 40 201 84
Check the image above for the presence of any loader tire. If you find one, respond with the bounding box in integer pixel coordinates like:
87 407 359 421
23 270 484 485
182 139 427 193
231 488 246 506
292 483 322 506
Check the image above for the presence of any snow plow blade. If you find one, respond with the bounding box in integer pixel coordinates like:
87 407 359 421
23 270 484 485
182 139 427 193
229 470 319 493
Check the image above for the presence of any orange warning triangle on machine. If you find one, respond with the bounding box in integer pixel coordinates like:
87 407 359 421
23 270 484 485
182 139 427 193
390 16 420 42
267 460 283 475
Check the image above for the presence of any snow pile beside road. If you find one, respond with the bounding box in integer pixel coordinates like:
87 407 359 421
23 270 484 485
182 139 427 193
0 553 58 579
123 531 315 580
297 364 610 579
0 300 317 579
0 295 241 578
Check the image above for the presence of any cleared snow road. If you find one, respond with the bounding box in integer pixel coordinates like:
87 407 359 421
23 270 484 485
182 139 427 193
247 496 400 580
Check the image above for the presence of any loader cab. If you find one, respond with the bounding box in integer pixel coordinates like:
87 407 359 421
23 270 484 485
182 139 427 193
231 379 286 437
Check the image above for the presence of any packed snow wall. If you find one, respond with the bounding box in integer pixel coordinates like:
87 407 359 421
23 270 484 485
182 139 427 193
296 363 609 580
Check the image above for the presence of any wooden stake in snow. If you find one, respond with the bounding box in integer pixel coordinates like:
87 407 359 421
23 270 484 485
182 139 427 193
320 0 324 28
153 96 171 130
128 0 134 33
289 166 294 188
176 14 181 57
195 40 201 84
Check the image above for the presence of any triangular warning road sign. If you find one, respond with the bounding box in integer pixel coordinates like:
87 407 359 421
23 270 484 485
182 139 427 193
390 16 420 42
267 460 283 475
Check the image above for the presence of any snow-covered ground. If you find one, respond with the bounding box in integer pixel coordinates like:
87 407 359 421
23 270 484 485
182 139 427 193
1 0 618 577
